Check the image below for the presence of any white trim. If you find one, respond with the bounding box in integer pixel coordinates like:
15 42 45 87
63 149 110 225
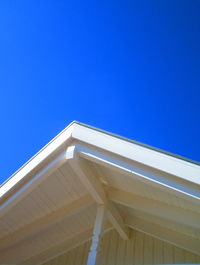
108 188 200 231
72 123 200 184
74 144 200 203
87 205 105 265
0 122 199 264
1 122 199 205
0 195 93 250
66 145 129 240
21 225 113 265
0 151 68 216
126 215 200 255
0 123 74 199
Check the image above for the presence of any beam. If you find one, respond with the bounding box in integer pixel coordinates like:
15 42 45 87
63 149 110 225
87 205 105 265
66 146 106 204
0 195 93 250
0 123 74 200
19 229 93 265
71 123 200 184
0 151 69 217
126 215 200 255
66 145 129 240
108 188 200 230
19 223 113 265
73 143 200 204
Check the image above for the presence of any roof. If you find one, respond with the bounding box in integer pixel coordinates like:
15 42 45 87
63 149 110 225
0 121 200 264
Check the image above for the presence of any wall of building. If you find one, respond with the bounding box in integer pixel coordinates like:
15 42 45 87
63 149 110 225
43 228 200 265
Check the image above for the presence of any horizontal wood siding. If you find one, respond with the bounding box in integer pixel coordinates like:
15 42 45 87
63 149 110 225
43 229 200 265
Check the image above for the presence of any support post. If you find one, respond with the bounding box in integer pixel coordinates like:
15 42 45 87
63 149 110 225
66 145 129 240
87 205 105 265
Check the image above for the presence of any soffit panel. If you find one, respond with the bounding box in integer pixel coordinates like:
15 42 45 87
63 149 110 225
0 203 96 264
91 161 200 213
117 204 200 239
0 162 88 238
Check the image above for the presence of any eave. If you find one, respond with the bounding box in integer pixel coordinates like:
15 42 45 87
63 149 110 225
0 121 200 264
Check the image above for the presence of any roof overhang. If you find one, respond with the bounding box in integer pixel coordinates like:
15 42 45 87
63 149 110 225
0 121 200 264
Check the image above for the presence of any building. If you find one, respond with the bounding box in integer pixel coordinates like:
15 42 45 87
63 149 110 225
0 121 200 264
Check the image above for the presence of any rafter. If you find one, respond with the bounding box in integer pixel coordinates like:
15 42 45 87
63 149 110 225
126 215 200 255
0 151 69 217
73 143 200 204
66 145 129 240
20 229 92 265
108 188 200 230
0 194 92 250
19 223 112 265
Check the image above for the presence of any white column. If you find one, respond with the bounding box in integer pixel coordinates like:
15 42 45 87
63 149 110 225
87 204 105 265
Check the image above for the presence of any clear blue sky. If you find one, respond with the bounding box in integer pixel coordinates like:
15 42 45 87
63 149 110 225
0 1 200 184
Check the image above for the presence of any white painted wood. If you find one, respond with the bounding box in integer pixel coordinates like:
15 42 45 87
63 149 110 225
0 151 68 217
66 146 106 204
122 205 200 239
87 205 105 265
21 228 93 265
0 122 200 265
163 241 174 264
66 145 129 240
0 122 74 199
42 228 200 265
0 164 88 238
74 143 200 203
126 215 200 255
72 123 200 184
2 121 200 209
93 160 200 213
154 237 163 264
143 234 153 264
108 188 200 229
0 204 98 264
106 200 130 241
20 224 112 265
0 195 92 250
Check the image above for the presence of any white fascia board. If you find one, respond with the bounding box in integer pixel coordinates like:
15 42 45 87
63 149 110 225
72 144 200 203
1 121 199 208
71 123 200 186
0 122 75 199
0 151 68 215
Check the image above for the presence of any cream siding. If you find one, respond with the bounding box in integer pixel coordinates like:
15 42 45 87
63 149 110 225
43 229 200 265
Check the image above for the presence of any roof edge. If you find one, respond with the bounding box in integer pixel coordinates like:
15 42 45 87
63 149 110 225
0 121 76 190
74 121 200 166
1 120 199 193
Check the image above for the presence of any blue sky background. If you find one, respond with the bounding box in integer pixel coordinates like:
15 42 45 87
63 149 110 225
0 1 200 184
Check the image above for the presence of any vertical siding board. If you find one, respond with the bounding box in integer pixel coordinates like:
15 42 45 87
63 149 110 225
153 238 163 264
108 230 118 265
82 241 90 265
116 233 127 265
174 247 185 264
67 247 76 265
163 242 174 264
42 228 200 265
114 230 121 265
63 253 69 264
98 232 108 265
185 251 196 264
144 234 153 264
124 229 135 265
66 250 72 265
74 245 83 265
58 254 65 265
134 231 144 264
195 254 200 263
